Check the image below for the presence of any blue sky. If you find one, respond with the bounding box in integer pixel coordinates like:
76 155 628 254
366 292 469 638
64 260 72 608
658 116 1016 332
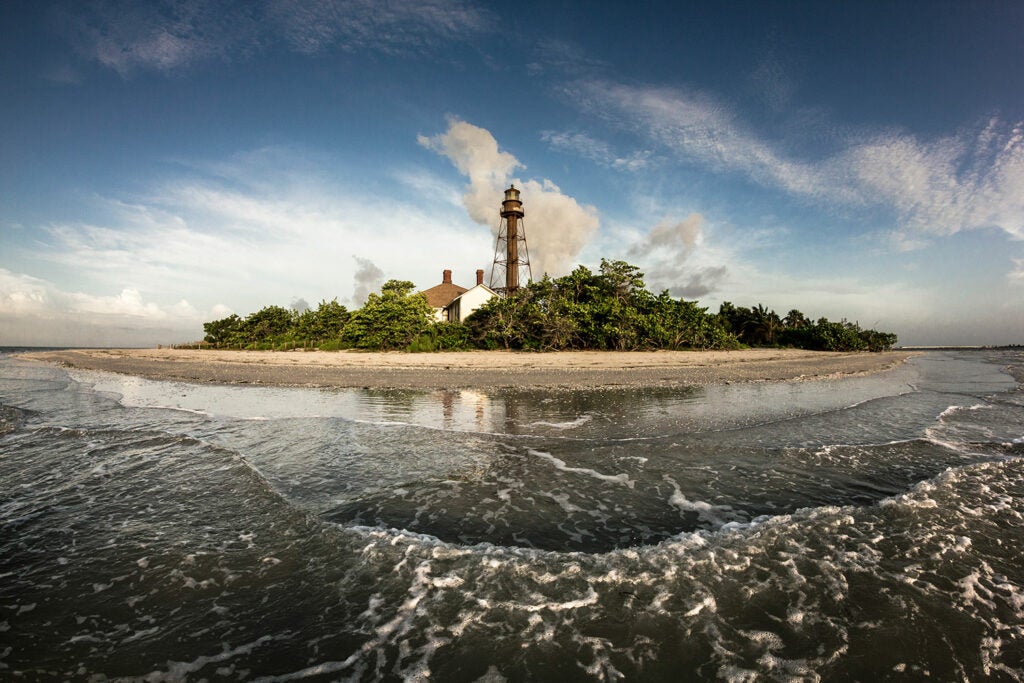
2 0 1023 347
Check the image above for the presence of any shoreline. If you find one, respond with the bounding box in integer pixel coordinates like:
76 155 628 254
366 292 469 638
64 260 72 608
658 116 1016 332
18 348 917 390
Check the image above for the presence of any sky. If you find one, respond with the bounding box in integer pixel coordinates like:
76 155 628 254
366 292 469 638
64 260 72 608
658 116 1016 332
2 0 1023 347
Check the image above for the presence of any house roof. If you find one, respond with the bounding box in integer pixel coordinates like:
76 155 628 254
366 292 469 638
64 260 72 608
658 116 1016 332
421 282 467 308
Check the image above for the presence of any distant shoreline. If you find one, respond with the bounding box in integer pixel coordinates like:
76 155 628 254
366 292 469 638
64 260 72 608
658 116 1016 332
18 348 916 390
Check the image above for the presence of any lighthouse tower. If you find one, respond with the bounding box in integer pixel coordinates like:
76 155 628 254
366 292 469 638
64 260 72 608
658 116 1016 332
489 184 532 295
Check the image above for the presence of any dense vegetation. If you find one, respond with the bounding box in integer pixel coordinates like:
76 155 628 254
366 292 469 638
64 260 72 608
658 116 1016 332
201 259 897 352
716 302 898 352
465 260 737 350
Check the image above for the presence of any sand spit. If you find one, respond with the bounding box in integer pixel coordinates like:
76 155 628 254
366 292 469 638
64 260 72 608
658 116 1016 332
19 348 915 390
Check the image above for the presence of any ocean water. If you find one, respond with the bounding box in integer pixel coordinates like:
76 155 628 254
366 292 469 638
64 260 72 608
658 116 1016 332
1 350 1022 681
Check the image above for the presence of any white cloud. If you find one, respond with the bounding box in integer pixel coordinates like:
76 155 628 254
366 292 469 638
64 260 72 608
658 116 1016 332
70 288 168 320
0 270 51 316
0 268 215 346
420 119 600 277
1010 258 1024 286
624 213 730 298
352 256 384 306
5 145 498 345
392 167 464 208
541 130 651 172
570 80 1024 247
57 0 489 77
842 120 1024 242
639 214 704 251
58 0 251 77
418 120 522 226
568 80 835 200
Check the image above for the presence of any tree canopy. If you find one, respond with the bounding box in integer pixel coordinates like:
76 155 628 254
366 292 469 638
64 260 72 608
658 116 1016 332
202 299 349 349
465 259 737 351
342 280 433 350
716 302 897 352
200 259 897 352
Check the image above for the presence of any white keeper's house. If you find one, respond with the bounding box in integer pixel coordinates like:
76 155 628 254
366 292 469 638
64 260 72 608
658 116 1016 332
420 269 497 323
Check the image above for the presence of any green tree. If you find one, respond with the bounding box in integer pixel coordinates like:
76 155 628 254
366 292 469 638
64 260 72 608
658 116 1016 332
744 304 782 346
859 328 898 352
199 259 895 354
468 260 739 351
295 298 349 343
240 305 294 343
718 302 756 345
645 294 738 350
343 280 434 350
783 309 810 329
805 318 867 351
203 314 242 345
409 321 473 352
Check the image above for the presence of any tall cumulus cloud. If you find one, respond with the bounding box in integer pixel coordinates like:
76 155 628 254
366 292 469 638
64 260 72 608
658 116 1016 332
419 119 599 278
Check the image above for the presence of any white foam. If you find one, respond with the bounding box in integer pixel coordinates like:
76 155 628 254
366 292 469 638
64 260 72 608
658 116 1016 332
122 626 160 644
143 635 276 681
473 665 508 682
664 476 746 529
529 415 593 429
938 403 989 419
684 595 717 617
959 568 998 611
740 630 784 649
540 491 585 514
529 450 634 488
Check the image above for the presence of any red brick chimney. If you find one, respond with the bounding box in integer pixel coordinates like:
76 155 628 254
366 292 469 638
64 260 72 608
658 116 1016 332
442 269 452 284
476 269 484 286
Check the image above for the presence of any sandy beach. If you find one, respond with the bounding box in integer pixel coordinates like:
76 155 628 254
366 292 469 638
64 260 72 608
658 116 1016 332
20 347 915 390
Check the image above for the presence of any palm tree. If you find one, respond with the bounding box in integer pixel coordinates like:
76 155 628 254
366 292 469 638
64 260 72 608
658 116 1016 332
744 304 782 345
784 309 809 329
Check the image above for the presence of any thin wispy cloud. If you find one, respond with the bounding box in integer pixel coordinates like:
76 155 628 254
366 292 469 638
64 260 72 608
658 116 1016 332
1010 258 1024 285
541 130 651 172
567 79 849 201
570 79 1024 245
55 0 490 77
748 49 798 112
56 0 257 77
41 62 82 85
526 38 607 77
269 0 490 55
840 119 1024 241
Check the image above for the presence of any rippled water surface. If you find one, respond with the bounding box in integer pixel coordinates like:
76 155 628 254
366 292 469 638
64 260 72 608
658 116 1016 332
1 350 1022 681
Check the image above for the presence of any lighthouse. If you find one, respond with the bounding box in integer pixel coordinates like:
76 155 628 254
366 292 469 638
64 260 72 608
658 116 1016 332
489 185 533 295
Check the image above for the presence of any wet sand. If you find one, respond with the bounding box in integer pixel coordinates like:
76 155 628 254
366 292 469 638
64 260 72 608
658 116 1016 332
20 348 915 390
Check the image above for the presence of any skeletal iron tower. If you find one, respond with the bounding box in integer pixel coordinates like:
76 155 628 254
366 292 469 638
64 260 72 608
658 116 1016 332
489 185 532 295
